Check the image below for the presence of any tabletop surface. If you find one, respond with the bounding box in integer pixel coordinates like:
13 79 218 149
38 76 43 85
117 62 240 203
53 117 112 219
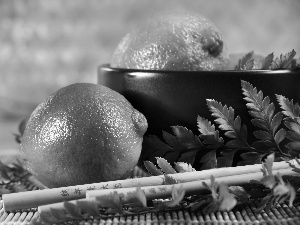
1 150 300 225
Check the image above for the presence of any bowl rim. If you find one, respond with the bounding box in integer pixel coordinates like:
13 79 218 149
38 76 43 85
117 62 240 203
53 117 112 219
98 64 300 74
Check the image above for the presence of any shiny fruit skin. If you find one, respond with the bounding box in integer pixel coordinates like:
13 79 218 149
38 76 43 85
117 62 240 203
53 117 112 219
111 11 229 71
20 83 147 188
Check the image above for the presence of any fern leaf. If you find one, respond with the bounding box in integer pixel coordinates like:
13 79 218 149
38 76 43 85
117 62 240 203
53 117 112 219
261 53 274 69
166 184 185 207
286 141 300 151
218 183 237 211
197 116 224 148
176 150 198 165
241 80 264 111
245 58 254 70
144 161 163 176
285 120 300 142
251 140 276 152
276 95 300 119
162 131 186 150
200 150 217 170
249 110 264 120
217 149 238 167
251 118 269 130
274 128 286 145
162 151 181 166
225 131 236 139
285 121 300 134
207 100 231 129
145 127 204 166
266 104 276 124
171 126 204 149
285 130 300 142
206 99 248 148
156 157 177 174
157 184 185 209
281 96 300 145
163 174 179 185
288 158 300 173
270 112 283 135
228 186 250 203
235 51 254 70
240 152 266 162
174 162 196 173
197 115 217 135
253 130 273 140
134 187 147 207
159 131 189 164
207 99 234 130
271 49 296 69
241 81 263 110
199 134 224 149
201 178 237 214
241 80 287 154
255 194 273 214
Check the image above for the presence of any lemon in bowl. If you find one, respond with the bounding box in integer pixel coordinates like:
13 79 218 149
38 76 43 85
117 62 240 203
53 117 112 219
110 11 229 71
20 83 148 188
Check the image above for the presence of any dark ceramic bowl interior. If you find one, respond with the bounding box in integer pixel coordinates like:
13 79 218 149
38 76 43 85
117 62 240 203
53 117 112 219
98 65 300 144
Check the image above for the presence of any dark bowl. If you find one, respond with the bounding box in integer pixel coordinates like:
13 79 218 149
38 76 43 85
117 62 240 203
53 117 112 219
98 65 300 167
98 65 300 137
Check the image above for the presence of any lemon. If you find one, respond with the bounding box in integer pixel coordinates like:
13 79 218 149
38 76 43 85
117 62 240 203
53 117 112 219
20 83 148 188
111 11 229 71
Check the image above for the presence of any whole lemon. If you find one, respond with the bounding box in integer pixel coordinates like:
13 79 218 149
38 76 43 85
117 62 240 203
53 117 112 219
20 83 148 188
111 11 229 71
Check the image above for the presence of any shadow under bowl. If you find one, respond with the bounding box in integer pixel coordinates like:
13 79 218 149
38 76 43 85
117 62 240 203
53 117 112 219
98 65 300 144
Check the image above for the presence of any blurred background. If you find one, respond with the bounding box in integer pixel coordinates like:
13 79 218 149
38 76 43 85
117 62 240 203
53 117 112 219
1 0 300 151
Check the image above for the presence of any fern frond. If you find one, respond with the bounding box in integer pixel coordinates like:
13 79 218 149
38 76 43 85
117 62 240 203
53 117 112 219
206 99 249 148
197 116 224 148
241 80 287 155
276 95 300 120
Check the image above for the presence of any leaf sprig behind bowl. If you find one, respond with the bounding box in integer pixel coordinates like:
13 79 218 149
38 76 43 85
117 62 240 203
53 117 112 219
140 80 300 170
234 49 298 70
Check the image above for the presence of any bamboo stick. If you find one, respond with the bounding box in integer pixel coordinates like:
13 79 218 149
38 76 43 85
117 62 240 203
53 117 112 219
37 167 298 214
2 160 294 211
87 168 297 203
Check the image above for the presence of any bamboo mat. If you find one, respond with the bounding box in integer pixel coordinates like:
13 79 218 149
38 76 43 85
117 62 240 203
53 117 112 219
1 200 300 225
1 176 300 225
1 156 300 224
